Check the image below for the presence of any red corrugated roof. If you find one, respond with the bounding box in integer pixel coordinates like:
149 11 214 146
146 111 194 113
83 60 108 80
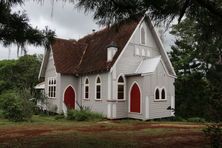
51 19 140 75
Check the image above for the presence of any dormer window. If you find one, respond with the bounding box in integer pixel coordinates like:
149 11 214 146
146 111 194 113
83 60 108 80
140 27 146 45
107 41 118 62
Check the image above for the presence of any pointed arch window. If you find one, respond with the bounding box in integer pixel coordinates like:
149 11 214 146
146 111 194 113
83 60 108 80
95 76 102 99
84 78 89 99
141 27 146 45
117 76 125 100
161 88 166 100
155 88 160 100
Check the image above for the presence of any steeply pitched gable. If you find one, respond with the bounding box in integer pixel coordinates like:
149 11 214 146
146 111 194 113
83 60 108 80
51 19 140 75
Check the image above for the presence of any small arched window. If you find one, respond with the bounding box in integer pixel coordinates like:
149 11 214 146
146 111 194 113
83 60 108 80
141 27 145 45
155 88 160 100
117 76 125 99
161 88 166 100
84 78 89 99
96 77 101 99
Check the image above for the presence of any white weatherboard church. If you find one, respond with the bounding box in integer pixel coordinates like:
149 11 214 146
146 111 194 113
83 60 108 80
36 15 176 120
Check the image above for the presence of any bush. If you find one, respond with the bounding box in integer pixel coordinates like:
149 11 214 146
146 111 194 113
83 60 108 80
67 109 103 121
54 114 65 120
0 109 3 118
187 117 206 123
203 123 222 148
0 91 33 121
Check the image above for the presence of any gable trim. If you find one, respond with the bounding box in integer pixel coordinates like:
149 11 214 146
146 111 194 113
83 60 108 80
145 16 176 76
38 46 52 79
110 16 145 72
160 59 177 78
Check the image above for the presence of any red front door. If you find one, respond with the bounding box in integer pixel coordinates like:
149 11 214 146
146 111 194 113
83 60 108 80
130 83 141 113
64 86 75 109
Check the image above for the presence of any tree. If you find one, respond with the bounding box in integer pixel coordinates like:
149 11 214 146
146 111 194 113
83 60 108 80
170 16 222 121
76 0 222 25
0 0 55 53
0 55 41 95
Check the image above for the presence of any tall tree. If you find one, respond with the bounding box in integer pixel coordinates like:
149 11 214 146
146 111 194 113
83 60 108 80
170 16 222 121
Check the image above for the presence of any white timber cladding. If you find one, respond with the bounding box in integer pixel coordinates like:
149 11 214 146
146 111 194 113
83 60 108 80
171 96 175 116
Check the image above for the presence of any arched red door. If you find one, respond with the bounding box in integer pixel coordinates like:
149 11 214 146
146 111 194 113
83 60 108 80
130 83 141 113
64 86 75 109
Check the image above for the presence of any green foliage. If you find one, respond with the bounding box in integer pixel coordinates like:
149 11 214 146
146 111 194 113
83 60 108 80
67 109 103 121
54 114 65 120
203 123 222 148
0 55 41 95
0 91 34 122
0 0 55 52
187 117 206 123
170 16 222 122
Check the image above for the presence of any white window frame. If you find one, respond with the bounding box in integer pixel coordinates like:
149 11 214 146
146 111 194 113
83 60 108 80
161 87 167 100
117 75 126 100
84 78 89 99
140 26 146 45
48 77 56 99
154 87 160 101
95 76 102 100
154 87 167 101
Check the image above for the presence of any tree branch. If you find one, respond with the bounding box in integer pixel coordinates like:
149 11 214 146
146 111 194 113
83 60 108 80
195 0 222 19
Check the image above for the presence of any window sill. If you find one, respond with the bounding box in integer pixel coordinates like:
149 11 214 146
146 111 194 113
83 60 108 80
95 99 102 101
83 99 90 101
154 99 167 102
48 97 56 99
107 99 126 102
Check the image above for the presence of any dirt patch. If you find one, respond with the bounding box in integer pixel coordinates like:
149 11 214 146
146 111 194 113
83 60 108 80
0 122 207 147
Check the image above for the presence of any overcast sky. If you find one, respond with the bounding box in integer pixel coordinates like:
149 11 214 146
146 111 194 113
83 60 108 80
0 0 175 60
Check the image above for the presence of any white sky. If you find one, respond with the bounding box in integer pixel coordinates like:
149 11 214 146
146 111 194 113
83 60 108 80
0 0 175 60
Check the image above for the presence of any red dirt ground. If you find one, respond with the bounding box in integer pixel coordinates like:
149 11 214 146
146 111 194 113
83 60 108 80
0 122 208 147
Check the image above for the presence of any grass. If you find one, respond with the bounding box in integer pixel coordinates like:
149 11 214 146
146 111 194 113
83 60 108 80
0 115 208 148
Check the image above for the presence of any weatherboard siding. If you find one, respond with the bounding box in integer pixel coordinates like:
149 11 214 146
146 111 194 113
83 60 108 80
113 19 162 120
44 49 59 112
80 73 109 117
146 62 174 119
126 76 145 120
59 75 79 113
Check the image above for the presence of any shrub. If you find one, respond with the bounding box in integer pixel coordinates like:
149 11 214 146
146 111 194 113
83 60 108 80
203 123 222 148
187 117 206 123
0 91 33 121
54 114 65 120
67 109 103 121
0 109 3 118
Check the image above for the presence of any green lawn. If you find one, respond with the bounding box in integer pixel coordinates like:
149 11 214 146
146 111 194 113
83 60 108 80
0 115 208 148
